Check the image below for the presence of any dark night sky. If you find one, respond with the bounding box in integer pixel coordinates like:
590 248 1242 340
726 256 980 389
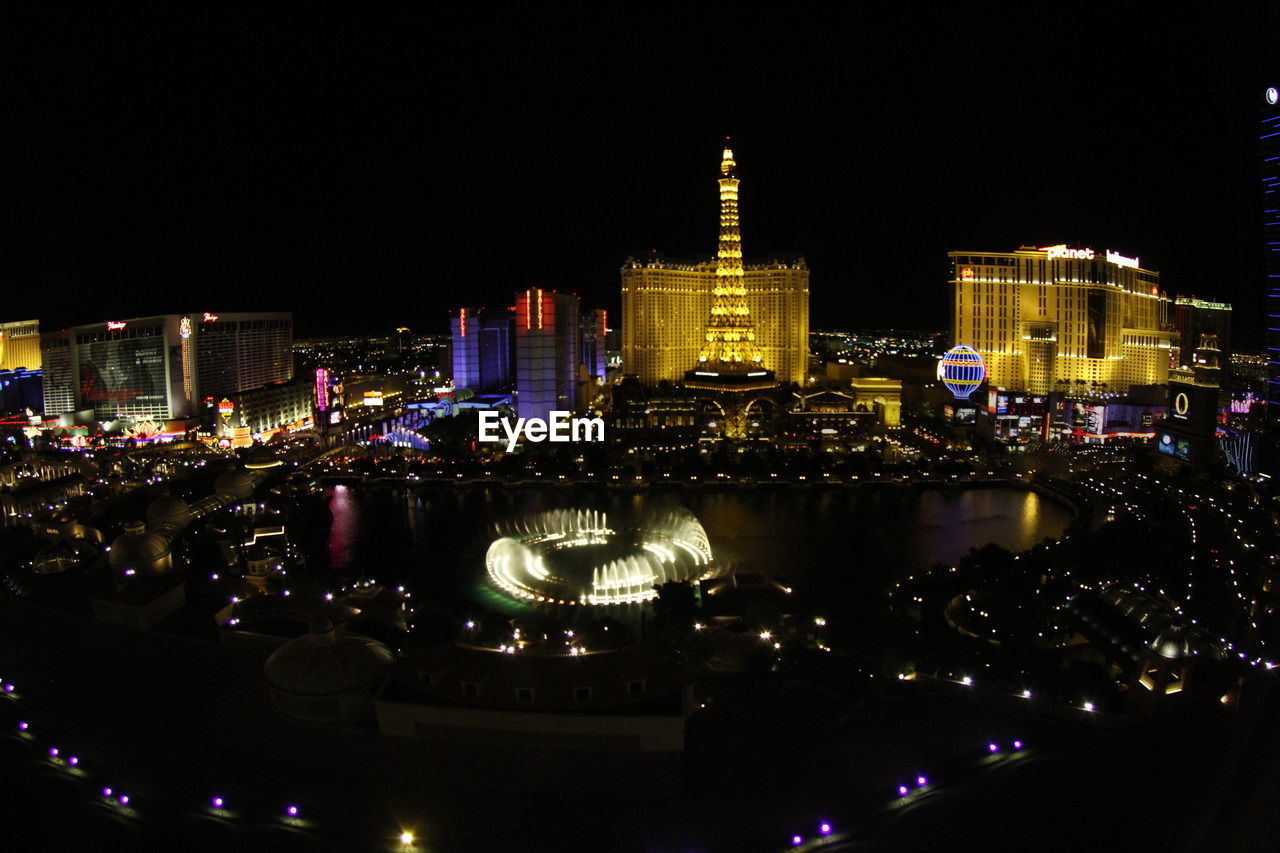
9 6 1279 345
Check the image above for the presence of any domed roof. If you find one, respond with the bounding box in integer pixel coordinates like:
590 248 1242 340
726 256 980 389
244 446 283 470
264 618 393 697
214 469 256 500
146 493 190 527
33 541 80 574
108 520 173 576
1152 626 1193 659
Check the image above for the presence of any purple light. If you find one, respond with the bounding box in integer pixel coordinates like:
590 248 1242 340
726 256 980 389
988 742 999 753
917 775 927 786
119 795 130 806
1013 740 1023 750
286 805 299 817
69 756 79 766
18 721 28 731
49 747 59 757
819 822 831 835
792 835 802 846
4 683 13 692
212 796 224 808
102 787 113 798
898 785 909 796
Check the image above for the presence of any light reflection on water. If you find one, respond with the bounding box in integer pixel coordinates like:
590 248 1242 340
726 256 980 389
317 485 1072 612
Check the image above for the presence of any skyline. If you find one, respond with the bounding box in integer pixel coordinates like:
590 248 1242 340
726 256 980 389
9 7 1278 343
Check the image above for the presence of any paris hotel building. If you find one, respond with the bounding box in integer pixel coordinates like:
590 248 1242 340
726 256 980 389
620 149 809 388
949 245 1172 395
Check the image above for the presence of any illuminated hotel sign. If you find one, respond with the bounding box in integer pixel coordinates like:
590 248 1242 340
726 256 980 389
106 321 127 330
1041 245 1141 269
1105 250 1140 269
203 312 219 322
218 398 235 418
315 367 331 411
179 317 192 339
1043 245 1094 261
1173 392 1190 418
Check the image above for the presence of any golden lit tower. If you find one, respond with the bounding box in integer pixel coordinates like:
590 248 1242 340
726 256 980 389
684 142 776 391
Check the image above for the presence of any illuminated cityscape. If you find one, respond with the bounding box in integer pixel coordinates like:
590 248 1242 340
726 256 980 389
3 8 1280 853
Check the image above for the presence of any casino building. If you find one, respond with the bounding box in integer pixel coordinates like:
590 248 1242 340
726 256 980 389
39 312 294 426
621 145 809 387
949 245 1171 395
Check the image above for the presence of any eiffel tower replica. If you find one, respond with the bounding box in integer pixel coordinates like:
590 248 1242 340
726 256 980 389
684 142 778 438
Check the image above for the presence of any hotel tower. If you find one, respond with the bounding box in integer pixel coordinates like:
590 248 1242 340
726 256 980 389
621 144 809 387
949 245 1171 395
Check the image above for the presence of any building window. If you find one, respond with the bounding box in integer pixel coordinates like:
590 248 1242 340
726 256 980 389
461 681 479 698
573 686 594 702
626 679 646 696
515 687 535 703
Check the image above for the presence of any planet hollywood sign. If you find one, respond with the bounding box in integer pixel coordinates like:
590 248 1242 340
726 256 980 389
1041 245 1140 270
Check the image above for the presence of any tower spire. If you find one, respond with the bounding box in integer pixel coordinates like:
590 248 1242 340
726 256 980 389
695 140 764 369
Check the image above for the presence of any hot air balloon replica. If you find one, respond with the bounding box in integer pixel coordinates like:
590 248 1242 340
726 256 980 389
937 345 986 400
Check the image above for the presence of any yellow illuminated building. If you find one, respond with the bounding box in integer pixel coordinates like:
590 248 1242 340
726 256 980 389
0 320 41 371
949 245 1171 395
621 146 809 386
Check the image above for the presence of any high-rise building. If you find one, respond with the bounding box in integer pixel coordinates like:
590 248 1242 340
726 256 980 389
949 245 1171 395
188 312 293 402
0 320 41 371
1172 297 1232 371
450 307 514 393
621 145 809 387
515 289 581 422
1263 85 1280 410
39 312 294 423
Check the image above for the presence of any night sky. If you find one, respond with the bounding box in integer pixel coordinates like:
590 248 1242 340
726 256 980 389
10 7 1278 345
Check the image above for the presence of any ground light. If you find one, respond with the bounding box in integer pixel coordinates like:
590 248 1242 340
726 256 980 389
792 835 803 846
819 822 831 835
917 775 927 786
988 742 999 753
1013 740 1023 749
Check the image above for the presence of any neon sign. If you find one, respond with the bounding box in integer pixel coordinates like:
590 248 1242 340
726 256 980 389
179 317 192 339
106 321 127 330
1173 392 1189 417
1042 244 1141 269
203 312 219 322
961 267 975 281
315 367 330 411
1105 250 1139 269
219 398 235 417
1043 245 1094 261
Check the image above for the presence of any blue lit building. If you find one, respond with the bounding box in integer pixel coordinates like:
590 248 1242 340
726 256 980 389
0 368 42 414
450 307 514 394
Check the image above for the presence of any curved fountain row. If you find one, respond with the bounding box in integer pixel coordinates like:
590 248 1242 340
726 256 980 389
485 508 716 606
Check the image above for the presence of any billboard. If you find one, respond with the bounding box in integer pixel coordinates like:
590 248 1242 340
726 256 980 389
77 327 168 418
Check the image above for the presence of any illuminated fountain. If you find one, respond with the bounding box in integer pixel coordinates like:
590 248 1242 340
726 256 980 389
485 508 716 606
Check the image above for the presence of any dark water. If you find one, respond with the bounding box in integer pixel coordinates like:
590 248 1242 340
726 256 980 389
315 484 1072 615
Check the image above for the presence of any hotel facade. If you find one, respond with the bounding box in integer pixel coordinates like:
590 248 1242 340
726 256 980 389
620 146 809 388
949 245 1171 395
